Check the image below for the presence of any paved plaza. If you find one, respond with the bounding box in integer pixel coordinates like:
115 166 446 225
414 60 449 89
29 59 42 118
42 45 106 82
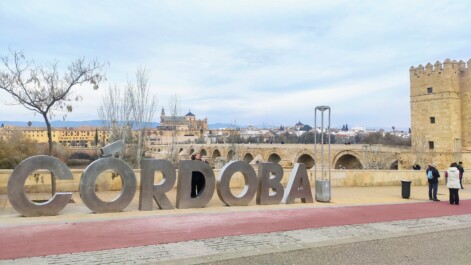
1 185 470 264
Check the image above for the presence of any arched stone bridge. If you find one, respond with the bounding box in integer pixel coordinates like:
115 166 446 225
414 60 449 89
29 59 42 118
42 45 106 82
150 143 407 170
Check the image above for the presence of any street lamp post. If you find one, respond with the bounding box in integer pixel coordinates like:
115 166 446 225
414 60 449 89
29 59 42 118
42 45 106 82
314 105 331 202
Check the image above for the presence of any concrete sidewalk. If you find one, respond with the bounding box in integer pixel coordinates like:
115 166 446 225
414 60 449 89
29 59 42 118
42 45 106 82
0 185 470 264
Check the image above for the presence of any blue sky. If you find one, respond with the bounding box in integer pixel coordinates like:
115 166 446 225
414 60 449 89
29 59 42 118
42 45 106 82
1 1 471 129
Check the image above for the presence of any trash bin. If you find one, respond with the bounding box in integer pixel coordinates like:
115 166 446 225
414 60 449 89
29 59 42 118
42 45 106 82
401 180 412 199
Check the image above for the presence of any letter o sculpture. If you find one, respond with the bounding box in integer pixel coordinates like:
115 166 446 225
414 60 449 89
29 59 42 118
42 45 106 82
217 161 257 206
80 157 136 213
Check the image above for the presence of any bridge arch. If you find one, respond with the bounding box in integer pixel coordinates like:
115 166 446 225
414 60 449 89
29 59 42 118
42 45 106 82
333 151 363 169
267 153 281 164
155 144 406 169
188 147 195 156
199 148 207 156
243 153 254 163
295 152 315 169
212 149 221 159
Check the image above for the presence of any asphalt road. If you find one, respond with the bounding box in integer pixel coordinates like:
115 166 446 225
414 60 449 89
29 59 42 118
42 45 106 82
203 227 471 265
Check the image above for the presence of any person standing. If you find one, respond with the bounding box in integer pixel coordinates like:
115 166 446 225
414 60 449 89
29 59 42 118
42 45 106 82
190 153 206 198
445 162 461 205
457 161 464 189
412 163 421 170
426 163 440 201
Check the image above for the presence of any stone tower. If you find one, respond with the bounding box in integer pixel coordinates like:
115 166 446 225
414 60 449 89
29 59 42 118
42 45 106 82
410 59 471 153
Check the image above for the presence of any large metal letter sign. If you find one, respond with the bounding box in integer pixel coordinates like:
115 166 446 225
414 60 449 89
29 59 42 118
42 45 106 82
80 157 136 213
282 163 313 204
256 162 284 205
217 161 257 206
7 155 73 217
176 160 215 209
139 159 176 210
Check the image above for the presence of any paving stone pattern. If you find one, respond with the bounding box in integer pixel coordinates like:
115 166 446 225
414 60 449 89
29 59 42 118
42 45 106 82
2 214 471 265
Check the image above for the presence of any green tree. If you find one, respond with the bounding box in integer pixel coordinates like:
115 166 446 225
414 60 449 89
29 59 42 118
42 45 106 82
0 130 37 169
94 128 99 146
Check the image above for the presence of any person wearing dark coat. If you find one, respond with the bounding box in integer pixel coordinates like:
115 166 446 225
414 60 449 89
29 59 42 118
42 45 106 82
191 153 206 198
457 161 464 189
412 163 421 170
426 163 440 201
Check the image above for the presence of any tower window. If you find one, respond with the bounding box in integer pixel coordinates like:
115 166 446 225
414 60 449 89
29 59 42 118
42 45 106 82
430 117 435 124
429 141 434 149
427 87 433 93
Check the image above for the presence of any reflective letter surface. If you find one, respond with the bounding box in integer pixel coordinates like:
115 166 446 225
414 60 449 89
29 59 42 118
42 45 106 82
217 161 257 206
139 159 176 210
176 160 215 209
282 163 313 204
257 162 284 205
80 158 136 213
7 155 73 217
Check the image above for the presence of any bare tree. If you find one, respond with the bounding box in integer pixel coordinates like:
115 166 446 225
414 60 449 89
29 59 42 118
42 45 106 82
370 146 390 169
1 49 105 194
0 49 105 155
411 133 428 168
130 67 157 168
98 85 119 143
98 68 157 167
228 118 240 161
168 94 181 164
426 147 436 167
97 84 133 160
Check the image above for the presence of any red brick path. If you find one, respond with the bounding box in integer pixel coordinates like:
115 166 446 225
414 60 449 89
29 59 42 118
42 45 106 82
1 200 470 260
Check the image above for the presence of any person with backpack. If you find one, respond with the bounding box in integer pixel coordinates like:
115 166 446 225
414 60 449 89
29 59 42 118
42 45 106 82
426 163 440 201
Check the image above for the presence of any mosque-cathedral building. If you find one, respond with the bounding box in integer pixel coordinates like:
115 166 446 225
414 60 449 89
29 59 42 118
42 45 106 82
147 108 208 145
0 108 209 148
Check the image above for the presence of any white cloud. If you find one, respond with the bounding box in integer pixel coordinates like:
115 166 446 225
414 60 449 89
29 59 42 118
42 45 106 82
1 0 471 128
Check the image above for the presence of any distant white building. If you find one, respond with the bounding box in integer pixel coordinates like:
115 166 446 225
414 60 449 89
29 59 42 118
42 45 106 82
351 126 366 133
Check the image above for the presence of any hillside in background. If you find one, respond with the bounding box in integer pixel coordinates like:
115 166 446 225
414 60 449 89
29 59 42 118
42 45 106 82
1 120 110 128
0 120 408 131
0 120 238 129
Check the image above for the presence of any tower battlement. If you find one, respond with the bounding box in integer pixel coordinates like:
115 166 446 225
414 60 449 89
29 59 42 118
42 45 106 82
410 59 471 76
